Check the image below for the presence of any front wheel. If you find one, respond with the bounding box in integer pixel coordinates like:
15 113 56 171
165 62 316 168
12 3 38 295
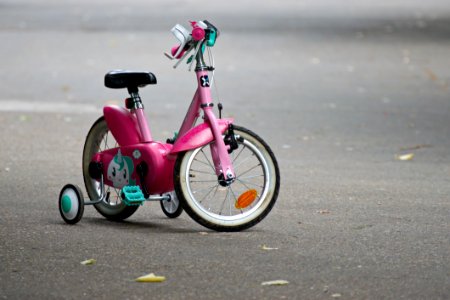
174 125 280 231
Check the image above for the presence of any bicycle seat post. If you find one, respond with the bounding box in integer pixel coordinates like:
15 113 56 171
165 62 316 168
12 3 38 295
127 86 152 142
126 86 144 110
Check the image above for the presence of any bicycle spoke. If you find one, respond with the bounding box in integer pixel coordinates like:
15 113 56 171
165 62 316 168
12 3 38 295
218 187 229 216
236 178 264 190
197 183 219 204
112 188 121 205
197 184 220 212
191 183 220 194
233 152 256 172
200 149 216 173
237 163 262 178
232 144 246 164
237 174 264 181
228 187 232 216
190 168 217 176
193 157 215 171
190 179 220 183
229 186 244 214
103 132 109 150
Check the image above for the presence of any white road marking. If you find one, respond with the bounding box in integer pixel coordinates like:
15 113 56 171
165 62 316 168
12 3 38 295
0 100 101 114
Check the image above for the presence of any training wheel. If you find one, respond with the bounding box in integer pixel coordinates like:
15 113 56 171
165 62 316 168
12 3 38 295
160 191 183 218
59 184 84 224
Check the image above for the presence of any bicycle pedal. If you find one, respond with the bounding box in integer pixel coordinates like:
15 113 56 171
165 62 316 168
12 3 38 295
121 185 146 206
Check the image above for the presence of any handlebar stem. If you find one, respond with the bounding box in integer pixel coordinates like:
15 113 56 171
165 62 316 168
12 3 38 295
194 41 208 71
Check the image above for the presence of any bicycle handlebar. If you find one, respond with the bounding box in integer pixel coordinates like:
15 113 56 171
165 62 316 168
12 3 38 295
165 20 219 68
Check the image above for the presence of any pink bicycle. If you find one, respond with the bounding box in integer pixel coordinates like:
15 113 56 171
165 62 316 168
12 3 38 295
58 20 280 231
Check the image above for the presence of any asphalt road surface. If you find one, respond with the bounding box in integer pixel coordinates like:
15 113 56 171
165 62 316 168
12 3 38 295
1 1 449 299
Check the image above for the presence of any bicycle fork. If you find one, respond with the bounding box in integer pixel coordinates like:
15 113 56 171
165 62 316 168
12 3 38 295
196 70 236 185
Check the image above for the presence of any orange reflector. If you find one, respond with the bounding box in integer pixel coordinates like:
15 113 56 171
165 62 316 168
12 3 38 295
235 189 258 209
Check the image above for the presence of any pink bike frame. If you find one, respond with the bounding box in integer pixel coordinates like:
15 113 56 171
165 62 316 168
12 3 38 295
99 69 235 194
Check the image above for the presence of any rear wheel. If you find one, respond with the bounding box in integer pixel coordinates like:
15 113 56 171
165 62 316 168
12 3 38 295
82 117 139 221
174 125 280 231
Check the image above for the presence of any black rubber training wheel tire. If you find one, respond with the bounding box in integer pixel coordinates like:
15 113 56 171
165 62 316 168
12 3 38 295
59 184 84 224
160 191 183 219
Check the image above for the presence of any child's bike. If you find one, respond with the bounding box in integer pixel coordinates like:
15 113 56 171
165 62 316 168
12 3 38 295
58 20 280 231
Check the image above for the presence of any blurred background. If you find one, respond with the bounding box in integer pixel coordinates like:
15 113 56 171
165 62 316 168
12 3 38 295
1 0 449 299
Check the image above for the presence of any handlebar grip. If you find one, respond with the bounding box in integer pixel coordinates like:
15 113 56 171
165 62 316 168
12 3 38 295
191 27 205 41
171 45 186 59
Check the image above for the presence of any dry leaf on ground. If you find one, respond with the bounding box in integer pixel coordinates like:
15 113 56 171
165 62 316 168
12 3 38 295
397 153 414 161
261 280 289 286
80 259 96 265
135 273 166 283
261 245 279 251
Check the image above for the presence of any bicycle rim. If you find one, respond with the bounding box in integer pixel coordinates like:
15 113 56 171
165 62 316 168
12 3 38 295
177 126 279 230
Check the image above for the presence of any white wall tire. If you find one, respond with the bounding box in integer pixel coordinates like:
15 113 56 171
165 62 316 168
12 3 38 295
174 125 280 231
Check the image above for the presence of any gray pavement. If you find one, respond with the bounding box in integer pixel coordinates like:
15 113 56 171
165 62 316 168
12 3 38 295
1 1 449 299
